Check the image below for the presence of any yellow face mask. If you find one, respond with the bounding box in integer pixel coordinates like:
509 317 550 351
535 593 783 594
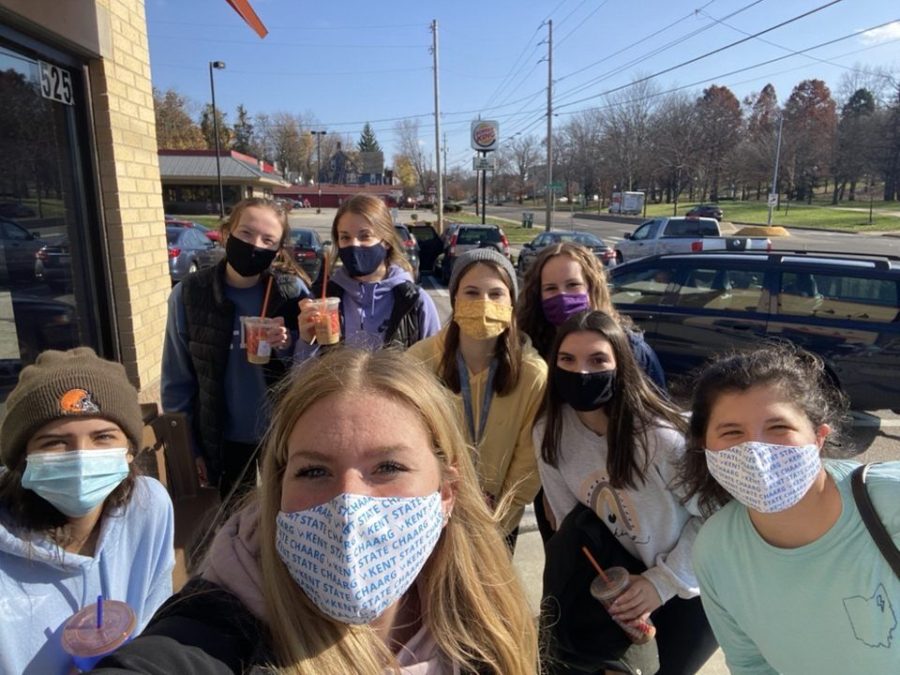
454 299 513 340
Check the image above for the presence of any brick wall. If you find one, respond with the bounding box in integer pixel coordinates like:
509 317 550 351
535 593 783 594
90 0 168 396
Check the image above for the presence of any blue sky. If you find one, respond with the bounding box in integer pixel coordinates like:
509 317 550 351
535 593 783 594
147 0 899 172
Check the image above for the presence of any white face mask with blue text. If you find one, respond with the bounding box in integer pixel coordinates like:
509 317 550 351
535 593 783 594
705 441 822 513
275 491 445 624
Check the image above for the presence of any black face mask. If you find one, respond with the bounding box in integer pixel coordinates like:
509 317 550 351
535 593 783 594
226 235 278 277
553 368 617 411
338 243 387 278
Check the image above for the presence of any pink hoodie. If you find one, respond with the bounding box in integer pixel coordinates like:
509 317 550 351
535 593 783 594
201 502 458 674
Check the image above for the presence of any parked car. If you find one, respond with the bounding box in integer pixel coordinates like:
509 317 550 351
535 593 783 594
615 216 770 264
517 230 616 274
436 224 510 285
0 202 36 219
394 224 421 282
408 223 443 274
4 294 79 375
165 217 221 243
0 217 47 283
166 226 225 284
686 204 724 221
607 250 900 411
34 236 72 293
289 228 327 281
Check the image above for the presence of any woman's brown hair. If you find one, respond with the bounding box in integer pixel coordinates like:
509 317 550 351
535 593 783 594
517 242 625 360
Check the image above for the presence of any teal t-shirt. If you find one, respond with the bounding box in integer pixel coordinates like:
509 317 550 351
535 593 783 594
693 460 899 674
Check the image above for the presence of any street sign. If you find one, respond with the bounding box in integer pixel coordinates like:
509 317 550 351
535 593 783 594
548 181 563 190
473 156 496 171
767 193 778 207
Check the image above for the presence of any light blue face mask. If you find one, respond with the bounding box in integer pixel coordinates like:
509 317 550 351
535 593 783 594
22 448 130 518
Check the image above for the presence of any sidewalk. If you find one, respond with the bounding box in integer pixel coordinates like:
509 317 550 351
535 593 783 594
512 507 729 674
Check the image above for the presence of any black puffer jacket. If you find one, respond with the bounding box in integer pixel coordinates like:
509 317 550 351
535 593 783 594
181 261 307 481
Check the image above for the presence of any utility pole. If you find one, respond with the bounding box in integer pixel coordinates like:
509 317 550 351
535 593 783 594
431 20 444 232
311 131 327 213
544 20 553 231
208 61 226 218
442 133 448 209
767 114 784 226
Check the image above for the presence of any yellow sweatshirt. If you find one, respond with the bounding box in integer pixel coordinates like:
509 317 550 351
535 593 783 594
407 327 547 533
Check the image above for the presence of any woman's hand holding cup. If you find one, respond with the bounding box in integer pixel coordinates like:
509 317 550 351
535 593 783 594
298 298 320 344
266 316 290 350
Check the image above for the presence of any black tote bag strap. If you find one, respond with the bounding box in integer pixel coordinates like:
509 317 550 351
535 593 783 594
851 464 900 579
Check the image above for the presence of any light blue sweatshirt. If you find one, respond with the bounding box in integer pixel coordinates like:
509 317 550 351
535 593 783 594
0 476 175 675
293 264 440 362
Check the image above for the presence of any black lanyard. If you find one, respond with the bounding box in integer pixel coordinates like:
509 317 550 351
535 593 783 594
456 352 497 447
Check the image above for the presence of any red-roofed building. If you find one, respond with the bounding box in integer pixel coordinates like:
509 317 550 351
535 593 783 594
274 183 404 209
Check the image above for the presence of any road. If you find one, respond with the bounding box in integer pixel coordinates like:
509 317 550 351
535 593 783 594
290 205 899 675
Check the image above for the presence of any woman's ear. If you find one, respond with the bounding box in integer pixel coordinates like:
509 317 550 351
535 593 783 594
440 464 459 523
815 423 831 450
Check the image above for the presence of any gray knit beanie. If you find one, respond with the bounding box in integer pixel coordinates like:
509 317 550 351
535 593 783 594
448 248 518 302
0 347 143 469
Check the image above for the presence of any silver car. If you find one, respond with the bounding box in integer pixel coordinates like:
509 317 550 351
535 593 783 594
166 226 224 283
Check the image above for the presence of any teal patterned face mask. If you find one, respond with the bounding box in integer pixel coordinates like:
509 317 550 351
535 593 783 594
705 442 821 513
22 448 130 518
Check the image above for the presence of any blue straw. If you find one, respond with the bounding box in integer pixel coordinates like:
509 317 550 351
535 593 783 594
96 596 103 629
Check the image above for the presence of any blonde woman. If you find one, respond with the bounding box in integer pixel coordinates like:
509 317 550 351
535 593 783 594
94 348 538 675
295 194 439 361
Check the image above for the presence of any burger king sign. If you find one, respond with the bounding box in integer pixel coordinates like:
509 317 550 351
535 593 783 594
471 120 499 152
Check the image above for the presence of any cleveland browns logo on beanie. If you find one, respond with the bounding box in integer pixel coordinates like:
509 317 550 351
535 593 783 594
0 348 143 470
59 388 101 415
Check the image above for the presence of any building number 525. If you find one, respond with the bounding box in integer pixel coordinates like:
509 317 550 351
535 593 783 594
39 61 74 106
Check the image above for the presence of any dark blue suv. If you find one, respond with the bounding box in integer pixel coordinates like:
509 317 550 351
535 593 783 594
608 250 900 412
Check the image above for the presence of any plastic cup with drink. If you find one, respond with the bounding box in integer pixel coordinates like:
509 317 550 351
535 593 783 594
241 316 283 365
61 596 136 672
308 297 341 345
582 547 656 644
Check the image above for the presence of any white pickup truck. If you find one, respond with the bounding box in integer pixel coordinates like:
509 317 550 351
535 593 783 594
614 216 771 263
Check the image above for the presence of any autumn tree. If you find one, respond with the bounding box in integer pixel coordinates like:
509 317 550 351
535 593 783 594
783 79 837 202
695 85 742 201
232 104 254 154
874 83 900 201
392 154 419 197
153 88 204 149
740 84 780 199
200 104 233 152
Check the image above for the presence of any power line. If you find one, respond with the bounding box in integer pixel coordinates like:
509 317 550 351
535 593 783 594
554 0 849 111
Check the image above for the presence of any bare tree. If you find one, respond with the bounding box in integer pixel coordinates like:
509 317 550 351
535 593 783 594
599 78 658 192
651 92 701 212
395 119 432 195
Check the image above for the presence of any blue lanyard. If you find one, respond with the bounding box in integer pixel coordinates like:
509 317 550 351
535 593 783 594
456 352 497 447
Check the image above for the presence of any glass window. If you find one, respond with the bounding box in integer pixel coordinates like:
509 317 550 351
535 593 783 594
0 41 93 402
292 230 313 247
630 221 657 241
674 266 765 312
458 227 501 244
610 266 677 306
779 271 898 322
662 219 718 237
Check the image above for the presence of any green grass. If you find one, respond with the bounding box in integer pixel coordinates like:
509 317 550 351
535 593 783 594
637 200 900 232
169 215 223 228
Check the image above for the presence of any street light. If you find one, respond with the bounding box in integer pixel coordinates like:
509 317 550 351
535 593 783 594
208 61 226 218
311 130 327 213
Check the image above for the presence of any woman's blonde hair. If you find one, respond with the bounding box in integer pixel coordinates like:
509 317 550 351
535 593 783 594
330 194 411 274
257 348 538 674
516 242 624 359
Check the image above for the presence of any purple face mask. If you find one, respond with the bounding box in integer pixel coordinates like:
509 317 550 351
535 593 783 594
541 292 591 326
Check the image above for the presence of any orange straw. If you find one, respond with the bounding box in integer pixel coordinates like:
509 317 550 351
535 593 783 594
260 276 273 317
581 546 610 583
320 252 329 300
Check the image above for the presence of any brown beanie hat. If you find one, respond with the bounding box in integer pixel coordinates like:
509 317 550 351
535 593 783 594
0 347 143 469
